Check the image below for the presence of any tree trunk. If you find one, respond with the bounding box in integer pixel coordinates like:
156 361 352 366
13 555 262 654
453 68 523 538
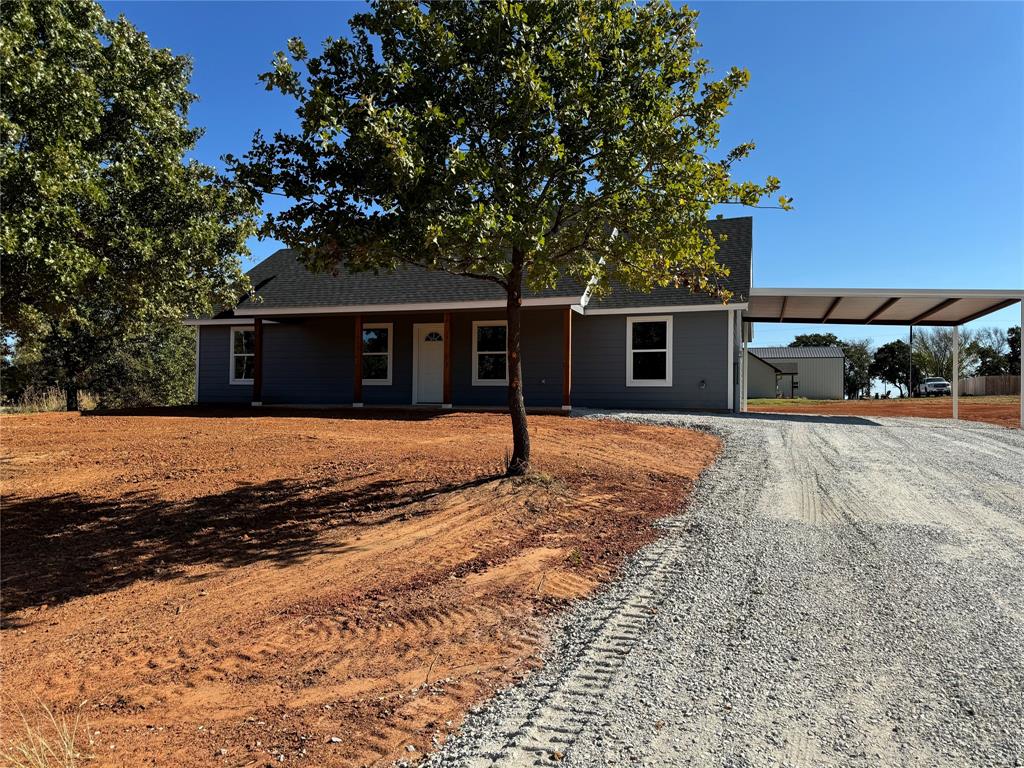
505 251 530 476
65 384 79 412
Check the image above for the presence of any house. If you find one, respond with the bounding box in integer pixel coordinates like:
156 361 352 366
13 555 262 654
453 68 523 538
190 217 1020 415
746 346 845 399
191 217 752 412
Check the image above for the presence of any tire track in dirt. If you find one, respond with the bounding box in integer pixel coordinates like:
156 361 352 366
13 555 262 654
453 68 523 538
1 411 720 767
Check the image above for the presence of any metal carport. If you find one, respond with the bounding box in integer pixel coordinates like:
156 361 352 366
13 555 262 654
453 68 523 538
742 288 1024 426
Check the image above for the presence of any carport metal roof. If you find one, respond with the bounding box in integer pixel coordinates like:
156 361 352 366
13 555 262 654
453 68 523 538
746 288 1023 327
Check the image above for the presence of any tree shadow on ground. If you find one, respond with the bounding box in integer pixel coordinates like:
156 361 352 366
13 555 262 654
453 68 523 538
0 472 499 623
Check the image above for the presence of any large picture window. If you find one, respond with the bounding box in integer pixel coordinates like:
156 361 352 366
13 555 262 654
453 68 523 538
472 320 508 386
230 326 255 384
362 323 393 385
626 315 672 387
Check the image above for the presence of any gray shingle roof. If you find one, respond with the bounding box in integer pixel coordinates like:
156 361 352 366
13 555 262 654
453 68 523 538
586 217 752 309
748 346 846 359
225 216 752 314
234 255 582 311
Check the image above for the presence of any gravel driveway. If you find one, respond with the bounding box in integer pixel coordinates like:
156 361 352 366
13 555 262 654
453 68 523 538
428 411 1024 768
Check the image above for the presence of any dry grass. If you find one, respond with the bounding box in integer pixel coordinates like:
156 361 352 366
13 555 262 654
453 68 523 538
0 703 93 768
1 387 97 414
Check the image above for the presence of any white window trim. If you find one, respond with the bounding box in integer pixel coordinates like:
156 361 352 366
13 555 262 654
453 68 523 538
361 322 393 386
229 325 255 385
472 320 509 386
626 315 673 387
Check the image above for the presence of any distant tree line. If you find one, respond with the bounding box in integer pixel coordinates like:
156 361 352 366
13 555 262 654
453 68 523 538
787 326 1021 399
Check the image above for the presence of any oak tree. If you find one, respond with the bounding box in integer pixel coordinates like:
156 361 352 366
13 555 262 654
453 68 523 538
231 0 789 473
1 0 258 409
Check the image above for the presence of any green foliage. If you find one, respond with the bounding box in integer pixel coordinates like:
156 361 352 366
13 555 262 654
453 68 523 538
229 0 787 469
955 326 1020 378
789 333 841 348
2 318 196 409
911 327 978 382
971 327 1009 377
840 338 873 399
1008 326 1021 375
1 0 259 406
229 0 788 298
91 320 197 408
869 339 914 396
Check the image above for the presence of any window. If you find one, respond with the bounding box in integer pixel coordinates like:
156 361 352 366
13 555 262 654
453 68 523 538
230 326 255 384
626 315 672 387
472 320 508 385
362 323 393 385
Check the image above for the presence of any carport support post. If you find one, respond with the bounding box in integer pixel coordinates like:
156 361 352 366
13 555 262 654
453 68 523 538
908 325 914 398
952 325 959 422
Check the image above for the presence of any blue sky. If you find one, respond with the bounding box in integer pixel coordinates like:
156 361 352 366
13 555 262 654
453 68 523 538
103 0 1023 349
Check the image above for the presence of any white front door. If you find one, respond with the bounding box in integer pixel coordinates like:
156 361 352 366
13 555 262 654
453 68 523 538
414 323 445 403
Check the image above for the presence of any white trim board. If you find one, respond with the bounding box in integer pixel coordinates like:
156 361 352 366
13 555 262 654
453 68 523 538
584 303 747 316
471 319 509 386
361 322 394 386
184 319 276 326
203 302 747 320
239 295 580 316
750 288 1024 299
229 325 255 386
625 315 673 388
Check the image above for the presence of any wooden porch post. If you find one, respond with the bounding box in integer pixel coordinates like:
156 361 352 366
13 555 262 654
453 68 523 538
443 311 453 408
251 318 263 406
353 314 363 407
562 307 572 411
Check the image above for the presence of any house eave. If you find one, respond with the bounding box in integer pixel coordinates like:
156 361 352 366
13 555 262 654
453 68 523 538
233 295 582 317
581 302 748 316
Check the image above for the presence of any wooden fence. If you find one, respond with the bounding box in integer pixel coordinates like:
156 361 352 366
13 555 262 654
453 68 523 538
958 375 1021 396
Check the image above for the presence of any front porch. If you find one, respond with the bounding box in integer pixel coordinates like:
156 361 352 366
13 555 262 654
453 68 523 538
197 307 574 410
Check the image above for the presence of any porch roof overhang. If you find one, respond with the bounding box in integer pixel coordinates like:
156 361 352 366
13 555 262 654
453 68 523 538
746 288 1024 326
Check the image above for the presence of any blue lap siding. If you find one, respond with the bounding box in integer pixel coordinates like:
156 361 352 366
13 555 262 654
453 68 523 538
197 309 567 407
196 308 731 410
571 310 730 410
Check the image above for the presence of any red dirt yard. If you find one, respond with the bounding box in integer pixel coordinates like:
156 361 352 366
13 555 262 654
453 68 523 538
748 394 1020 428
0 410 719 767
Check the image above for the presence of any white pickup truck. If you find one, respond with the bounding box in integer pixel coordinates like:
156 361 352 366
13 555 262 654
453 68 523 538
915 377 952 397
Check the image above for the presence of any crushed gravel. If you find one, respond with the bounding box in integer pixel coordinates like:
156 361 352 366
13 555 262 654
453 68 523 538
426 410 1024 767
